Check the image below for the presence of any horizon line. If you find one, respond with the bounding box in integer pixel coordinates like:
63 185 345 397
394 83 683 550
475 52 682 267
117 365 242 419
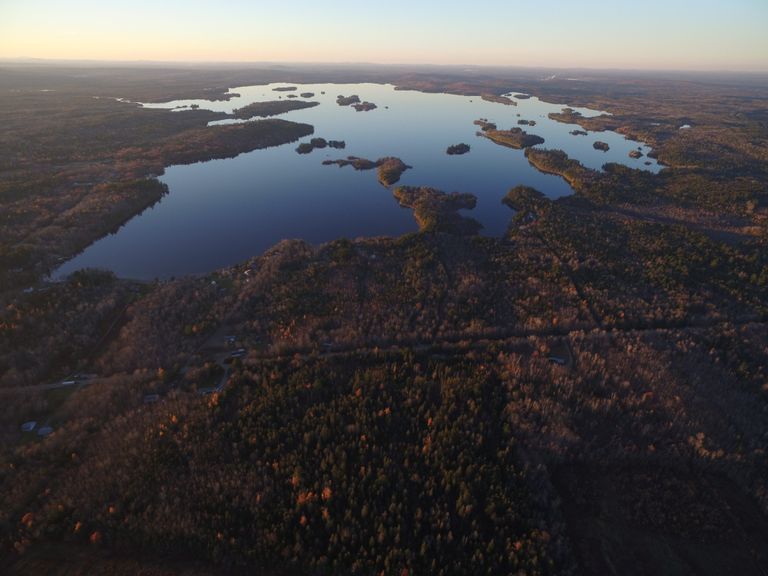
2 56 768 75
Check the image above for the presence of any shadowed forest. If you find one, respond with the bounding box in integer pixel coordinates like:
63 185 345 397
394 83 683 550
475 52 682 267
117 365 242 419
1 63 767 575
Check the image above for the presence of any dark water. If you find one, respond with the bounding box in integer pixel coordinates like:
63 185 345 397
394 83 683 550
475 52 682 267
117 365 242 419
55 83 660 280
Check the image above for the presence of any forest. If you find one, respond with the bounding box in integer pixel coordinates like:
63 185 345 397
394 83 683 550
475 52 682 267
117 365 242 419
1 63 767 575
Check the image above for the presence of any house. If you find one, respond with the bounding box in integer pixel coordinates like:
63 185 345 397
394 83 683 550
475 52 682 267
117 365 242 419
37 426 54 437
143 394 160 404
20 421 37 433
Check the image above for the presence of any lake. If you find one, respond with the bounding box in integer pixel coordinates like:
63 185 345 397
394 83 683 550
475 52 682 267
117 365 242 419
54 83 661 280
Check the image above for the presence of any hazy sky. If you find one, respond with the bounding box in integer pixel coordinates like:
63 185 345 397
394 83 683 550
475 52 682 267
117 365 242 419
1 0 766 70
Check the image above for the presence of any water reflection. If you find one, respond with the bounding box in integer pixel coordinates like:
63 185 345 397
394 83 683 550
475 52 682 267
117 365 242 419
55 83 660 280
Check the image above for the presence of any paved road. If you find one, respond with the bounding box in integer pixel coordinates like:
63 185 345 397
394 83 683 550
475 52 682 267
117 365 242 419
4 315 764 397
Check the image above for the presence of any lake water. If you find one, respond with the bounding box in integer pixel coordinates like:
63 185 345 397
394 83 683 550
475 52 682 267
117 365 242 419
55 83 661 280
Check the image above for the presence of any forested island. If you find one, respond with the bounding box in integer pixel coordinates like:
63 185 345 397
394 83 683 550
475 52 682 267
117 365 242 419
336 94 361 106
446 143 470 155
322 156 410 186
295 137 345 154
333 95 377 111
352 101 377 112
481 124 546 149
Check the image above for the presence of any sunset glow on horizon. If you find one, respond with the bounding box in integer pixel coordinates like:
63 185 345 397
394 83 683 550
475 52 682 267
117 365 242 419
1 0 767 71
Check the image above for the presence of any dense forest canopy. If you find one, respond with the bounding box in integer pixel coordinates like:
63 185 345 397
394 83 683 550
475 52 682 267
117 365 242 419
1 64 767 575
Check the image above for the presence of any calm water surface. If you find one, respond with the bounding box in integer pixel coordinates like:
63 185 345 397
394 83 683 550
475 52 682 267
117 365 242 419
55 83 660 280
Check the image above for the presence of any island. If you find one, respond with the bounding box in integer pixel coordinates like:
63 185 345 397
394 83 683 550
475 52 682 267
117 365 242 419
570 129 588 136
629 149 644 159
518 119 537 126
393 186 481 235
352 101 377 112
295 137 343 154
322 156 411 186
323 156 378 170
482 126 546 149
376 157 410 185
272 86 297 92
446 143 471 155
480 93 517 106
474 118 497 132
296 138 327 154
231 100 319 120
300 92 315 98
336 94 362 106
593 141 610 151
514 93 532 99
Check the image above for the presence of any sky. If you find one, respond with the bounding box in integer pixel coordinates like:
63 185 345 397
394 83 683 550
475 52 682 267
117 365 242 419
1 0 767 71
